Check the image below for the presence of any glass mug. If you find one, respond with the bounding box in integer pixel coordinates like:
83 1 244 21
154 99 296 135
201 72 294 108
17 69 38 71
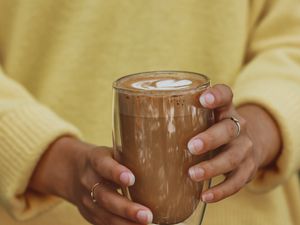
112 71 214 225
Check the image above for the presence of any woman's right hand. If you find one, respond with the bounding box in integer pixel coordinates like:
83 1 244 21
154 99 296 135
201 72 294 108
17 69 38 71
29 137 153 225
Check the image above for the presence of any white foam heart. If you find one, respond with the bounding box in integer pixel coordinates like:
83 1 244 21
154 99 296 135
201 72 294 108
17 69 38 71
132 79 192 90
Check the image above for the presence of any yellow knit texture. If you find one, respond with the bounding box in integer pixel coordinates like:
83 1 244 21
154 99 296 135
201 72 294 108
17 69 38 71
0 0 299 224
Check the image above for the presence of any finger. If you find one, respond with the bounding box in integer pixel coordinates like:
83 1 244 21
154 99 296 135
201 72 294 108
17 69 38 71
200 159 255 203
89 185 153 224
89 148 135 187
188 138 251 181
96 209 145 225
199 84 233 109
81 200 143 225
100 211 146 225
187 118 240 155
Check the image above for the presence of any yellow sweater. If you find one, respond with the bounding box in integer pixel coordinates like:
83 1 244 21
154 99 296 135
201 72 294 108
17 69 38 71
0 0 299 224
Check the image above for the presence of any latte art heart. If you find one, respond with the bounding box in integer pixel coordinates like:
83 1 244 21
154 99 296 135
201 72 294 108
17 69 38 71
132 79 193 90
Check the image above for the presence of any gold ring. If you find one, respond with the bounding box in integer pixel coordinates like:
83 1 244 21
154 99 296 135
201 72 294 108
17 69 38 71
90 182 103 203
229 116 241 137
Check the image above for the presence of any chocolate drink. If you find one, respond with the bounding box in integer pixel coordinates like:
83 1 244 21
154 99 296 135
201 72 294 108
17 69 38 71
113 71 214 224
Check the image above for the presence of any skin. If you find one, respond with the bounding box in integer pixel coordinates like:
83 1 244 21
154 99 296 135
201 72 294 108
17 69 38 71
29 84 281 225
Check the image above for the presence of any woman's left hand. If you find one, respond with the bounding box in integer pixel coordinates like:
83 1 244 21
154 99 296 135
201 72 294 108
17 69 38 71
187 84 281 203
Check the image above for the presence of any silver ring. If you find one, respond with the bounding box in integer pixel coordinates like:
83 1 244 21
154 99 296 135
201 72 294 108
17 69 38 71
90 181 103 203
229 116 241 137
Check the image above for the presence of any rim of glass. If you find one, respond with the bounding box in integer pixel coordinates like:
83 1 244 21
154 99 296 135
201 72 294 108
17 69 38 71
113 70 210 95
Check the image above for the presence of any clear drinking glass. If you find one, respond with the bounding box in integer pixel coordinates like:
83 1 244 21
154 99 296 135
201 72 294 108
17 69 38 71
112 71 214 225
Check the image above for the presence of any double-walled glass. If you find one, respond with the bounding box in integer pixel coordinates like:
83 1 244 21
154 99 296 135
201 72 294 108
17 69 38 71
112 71 214 225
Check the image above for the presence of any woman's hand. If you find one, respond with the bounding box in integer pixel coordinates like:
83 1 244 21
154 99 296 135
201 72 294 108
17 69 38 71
29 137 153 225
187 84 281 203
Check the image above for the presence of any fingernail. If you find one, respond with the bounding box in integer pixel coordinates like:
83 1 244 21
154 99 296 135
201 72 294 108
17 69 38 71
120 172 135 186
202 192 214 202
188 139 204 154
189 167 205 180
136 210 153 224
200 93 215 106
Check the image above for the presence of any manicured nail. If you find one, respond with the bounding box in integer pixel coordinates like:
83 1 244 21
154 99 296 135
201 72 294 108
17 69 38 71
189 167 205 180
200 93 215 106
202 192 214 202
136 210 153 224
188 139 204 154
120 172 135 186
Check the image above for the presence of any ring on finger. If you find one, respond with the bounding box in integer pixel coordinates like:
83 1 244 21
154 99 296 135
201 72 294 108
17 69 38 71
90 180 105 203
227 116 241 137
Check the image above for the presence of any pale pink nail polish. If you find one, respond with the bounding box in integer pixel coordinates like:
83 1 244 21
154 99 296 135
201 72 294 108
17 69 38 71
187 139 204 154
136 210 153 224
189 167 205 180
120 172 135 186
205 93 215 104
195 167 205 179
200 93 215 106
202 192 214 202
188 167 196 179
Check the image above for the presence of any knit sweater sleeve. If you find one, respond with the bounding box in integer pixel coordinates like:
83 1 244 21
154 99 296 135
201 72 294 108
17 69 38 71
233 0 300 192
0 67 81 220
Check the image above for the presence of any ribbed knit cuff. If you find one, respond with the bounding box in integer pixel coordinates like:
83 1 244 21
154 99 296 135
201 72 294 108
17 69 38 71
233 78 300 193
0 105 81 220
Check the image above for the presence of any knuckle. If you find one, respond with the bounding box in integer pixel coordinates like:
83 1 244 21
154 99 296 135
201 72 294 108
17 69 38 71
237 168 250 187
89 148 103 169
223 84 234 100
92 156 123 184
227 151 239 169
89 148 113 171
202 132 214 148
247 160 258 179
215 84 233 101
230 178 244 195
79 176 89 189
247 139 254 150
111 164 124 182
244 138 254 155
239 117 247 130
89 153 98 169
124 205 135 219
98 191 109 208
201 162 214 178
213 188 225 201
214 176 246 202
